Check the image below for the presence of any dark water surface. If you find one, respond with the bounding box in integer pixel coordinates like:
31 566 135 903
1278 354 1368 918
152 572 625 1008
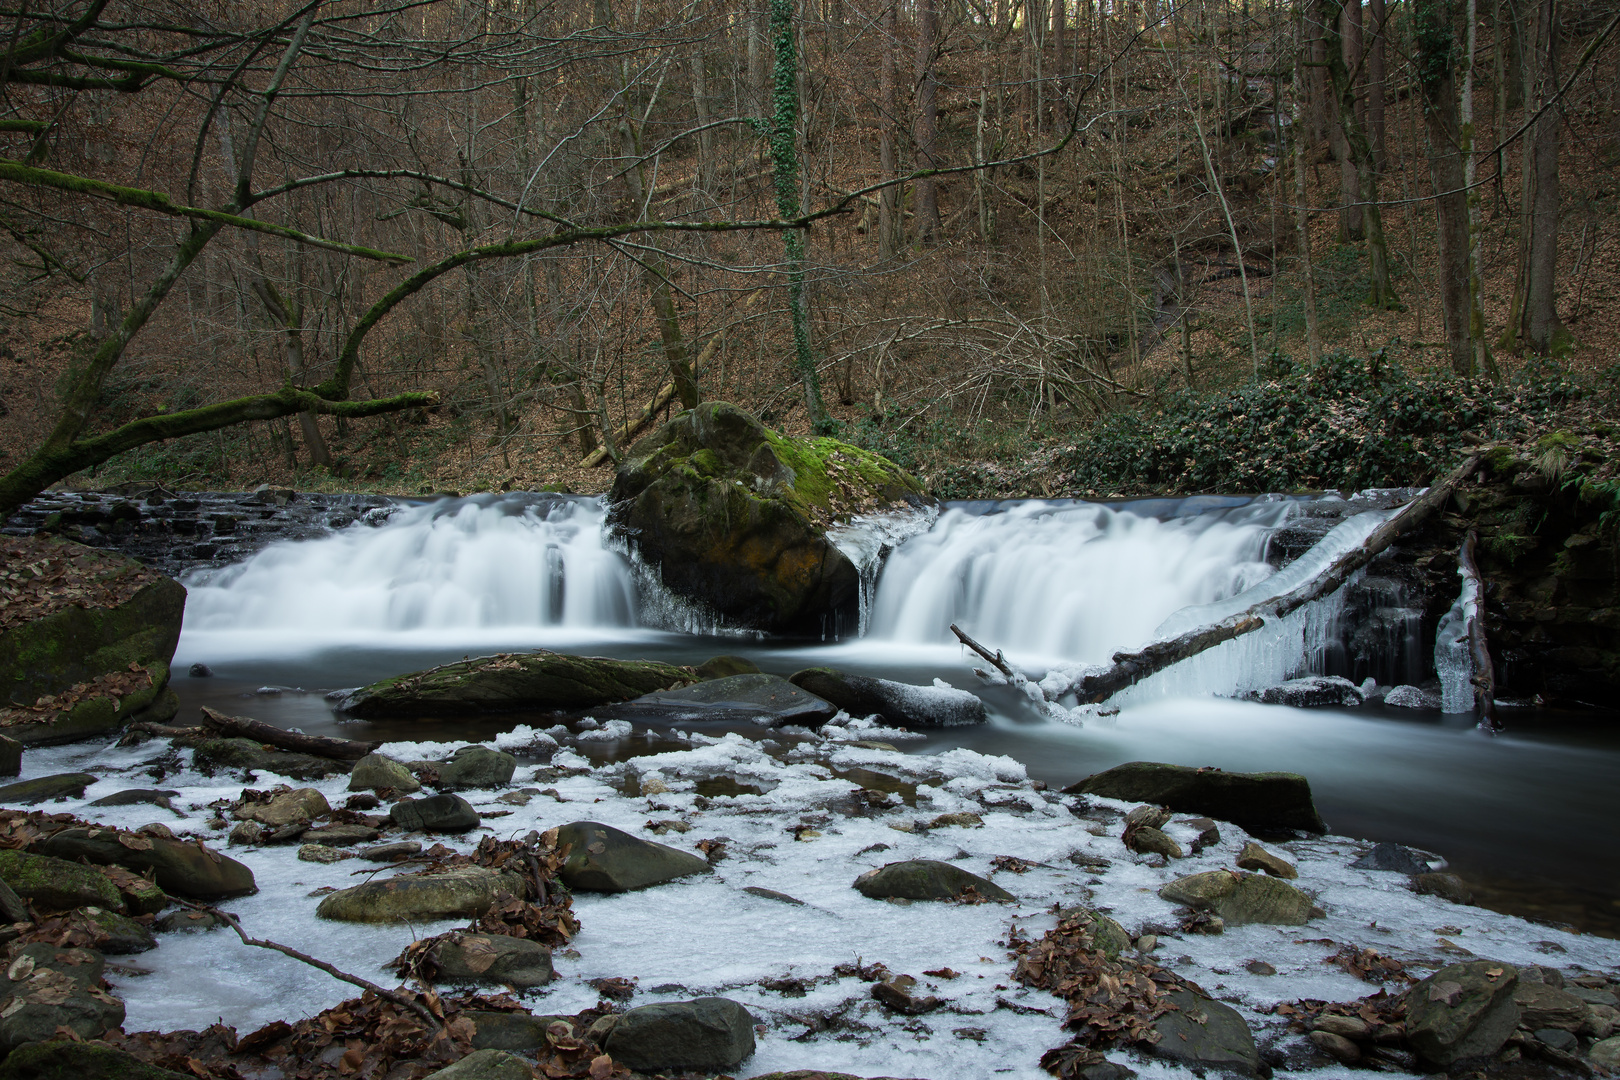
171 631 1620 939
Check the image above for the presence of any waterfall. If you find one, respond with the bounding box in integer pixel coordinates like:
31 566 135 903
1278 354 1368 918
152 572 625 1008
181 494 639 636
863 498 1292 663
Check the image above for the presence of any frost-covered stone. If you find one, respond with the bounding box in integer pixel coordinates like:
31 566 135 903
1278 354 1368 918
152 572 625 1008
1382 684 1442 709
788 668 987 727
1250 675 1364 708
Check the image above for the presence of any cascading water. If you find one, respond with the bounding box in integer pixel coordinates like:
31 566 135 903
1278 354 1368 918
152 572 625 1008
182 494 639 638
862 498 1291 663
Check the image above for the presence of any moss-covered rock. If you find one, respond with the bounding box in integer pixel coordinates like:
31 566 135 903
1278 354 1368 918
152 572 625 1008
0 1039 191 1080
0 537 184 746
0 850 125 912
315 866 524 923
190 737 351 781
39 827 255 899
338 651 696 719
609 402 928 634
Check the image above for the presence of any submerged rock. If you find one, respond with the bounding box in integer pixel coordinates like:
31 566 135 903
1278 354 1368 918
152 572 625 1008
338 651 695 718
39 826 255 898
603 997 758 1074
604 673 838 727
788 668 987 727
88 787 179 809
852 860 1014 903
316 866 524 923
555 821 712 892
1158 869 1313 925
1404 961 1520 1066
1065 761 1327 834
608 402 927 634
1145 988 1259 1075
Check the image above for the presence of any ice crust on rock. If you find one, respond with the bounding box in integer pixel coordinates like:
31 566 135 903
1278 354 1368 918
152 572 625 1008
11 726 1618 1080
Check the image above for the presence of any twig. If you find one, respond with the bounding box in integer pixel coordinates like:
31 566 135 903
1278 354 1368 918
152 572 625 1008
949 623 1015 679
171 898 442 1030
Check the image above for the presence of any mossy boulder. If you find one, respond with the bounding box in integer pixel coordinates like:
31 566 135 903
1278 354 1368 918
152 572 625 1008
339 651 695 719
316 866 525 923
1158 869 1314 926
39 827 255 899
0 1040 191 1080
609 402 928 634
0 850 125 912
0 537 184 746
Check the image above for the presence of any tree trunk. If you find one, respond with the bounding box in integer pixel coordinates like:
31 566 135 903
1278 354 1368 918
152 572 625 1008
1333 0 1364 237
914 0 942 246
1367 0 1387 169
1524 0 1566 355
1322 0 1398 307
877 1 903 259
1416 0 1475 374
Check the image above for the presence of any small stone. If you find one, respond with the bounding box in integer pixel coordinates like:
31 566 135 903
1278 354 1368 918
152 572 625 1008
359 841 422 862
928 812 983 829
853 860 1014 903
1351 842 1433 874
1309 1030 1361 1064
1135 934 1158 954
228 821 264 846
1124 805 1171 829
1312 1015 1369 1038
640 776 670 795
297 843 346 864
1572 987 1620 1008
1125 825 1182 859
189 663 213 677
1235 840 1297 879
1159 869 1313 925
1515 981 1590 1031
554 821 712 892
1585 1004 1619 1039
1591 1035 1620 1071
1413 872 1474 904
348 753 421 794
1244 960 1275 976
428 932 553 988
496 790 536 806
1182 817 1221 852
872 974 942 1014
153 910 230 934
743 886 804 906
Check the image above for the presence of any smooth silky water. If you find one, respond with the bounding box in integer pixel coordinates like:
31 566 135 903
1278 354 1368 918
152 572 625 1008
173 493 1620 936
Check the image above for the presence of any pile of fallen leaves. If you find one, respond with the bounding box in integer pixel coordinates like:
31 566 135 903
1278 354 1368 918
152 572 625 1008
0 663 153 727
0 534 162 631
1324 945 1413 984
1013 910 1200 1079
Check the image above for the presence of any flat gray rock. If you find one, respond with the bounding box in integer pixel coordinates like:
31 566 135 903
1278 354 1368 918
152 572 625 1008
1405 961 1520 1066
604 997 757 1074
853 859 1014 903
603 673 838 727
556 821 711 892
1145 988 1259 1075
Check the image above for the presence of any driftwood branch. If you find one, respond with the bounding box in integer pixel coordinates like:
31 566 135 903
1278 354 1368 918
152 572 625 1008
1459 530 1500 731
171 898 441 1029
1079 454 1484 703
950 623 1016 679
200 706 381 761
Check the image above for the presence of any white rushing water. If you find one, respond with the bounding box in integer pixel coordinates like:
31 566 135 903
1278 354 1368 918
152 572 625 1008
182 494 639 637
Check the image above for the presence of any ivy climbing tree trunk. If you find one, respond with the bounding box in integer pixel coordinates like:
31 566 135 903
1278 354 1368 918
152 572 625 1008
769 0 829 432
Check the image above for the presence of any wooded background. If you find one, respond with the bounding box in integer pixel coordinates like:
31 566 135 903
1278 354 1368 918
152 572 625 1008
0 0 1615 504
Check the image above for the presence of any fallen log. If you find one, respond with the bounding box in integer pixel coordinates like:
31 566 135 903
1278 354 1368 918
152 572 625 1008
1079 454 1483 704
200 706 381 761
1459 530 1500 731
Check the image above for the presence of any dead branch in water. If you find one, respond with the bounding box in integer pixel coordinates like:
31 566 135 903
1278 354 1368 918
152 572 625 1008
1078 454 1484 704
950 623 1016 679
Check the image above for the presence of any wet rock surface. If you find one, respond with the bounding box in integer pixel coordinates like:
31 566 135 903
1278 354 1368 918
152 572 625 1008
554 820 712 892
389 794 481 833
315 866 525 923
1403 960 1521 1066
603 997 758 1074
1067 761 1328 834
853 859 1014 903
1145 988 1259 1075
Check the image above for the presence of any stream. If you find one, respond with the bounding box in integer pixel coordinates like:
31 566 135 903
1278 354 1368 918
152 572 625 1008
168 492 1620 937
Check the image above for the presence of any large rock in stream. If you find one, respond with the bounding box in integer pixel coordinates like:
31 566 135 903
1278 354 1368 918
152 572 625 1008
1065 761 1327 834
39 826 256 898
316 866 525 923
338 651 695 718
789 668 986 726
608 402 928 634
555 821 712 892
0 535 184 745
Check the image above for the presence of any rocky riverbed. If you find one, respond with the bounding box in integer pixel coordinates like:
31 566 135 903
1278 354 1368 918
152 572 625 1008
3 708 1617 1080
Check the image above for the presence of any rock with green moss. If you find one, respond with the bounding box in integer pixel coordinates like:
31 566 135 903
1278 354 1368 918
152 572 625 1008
0 850 125 912
39 827 255 899
338 651 695 719
609 402 929 634
0 537 184 746
0 1039 191 1080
